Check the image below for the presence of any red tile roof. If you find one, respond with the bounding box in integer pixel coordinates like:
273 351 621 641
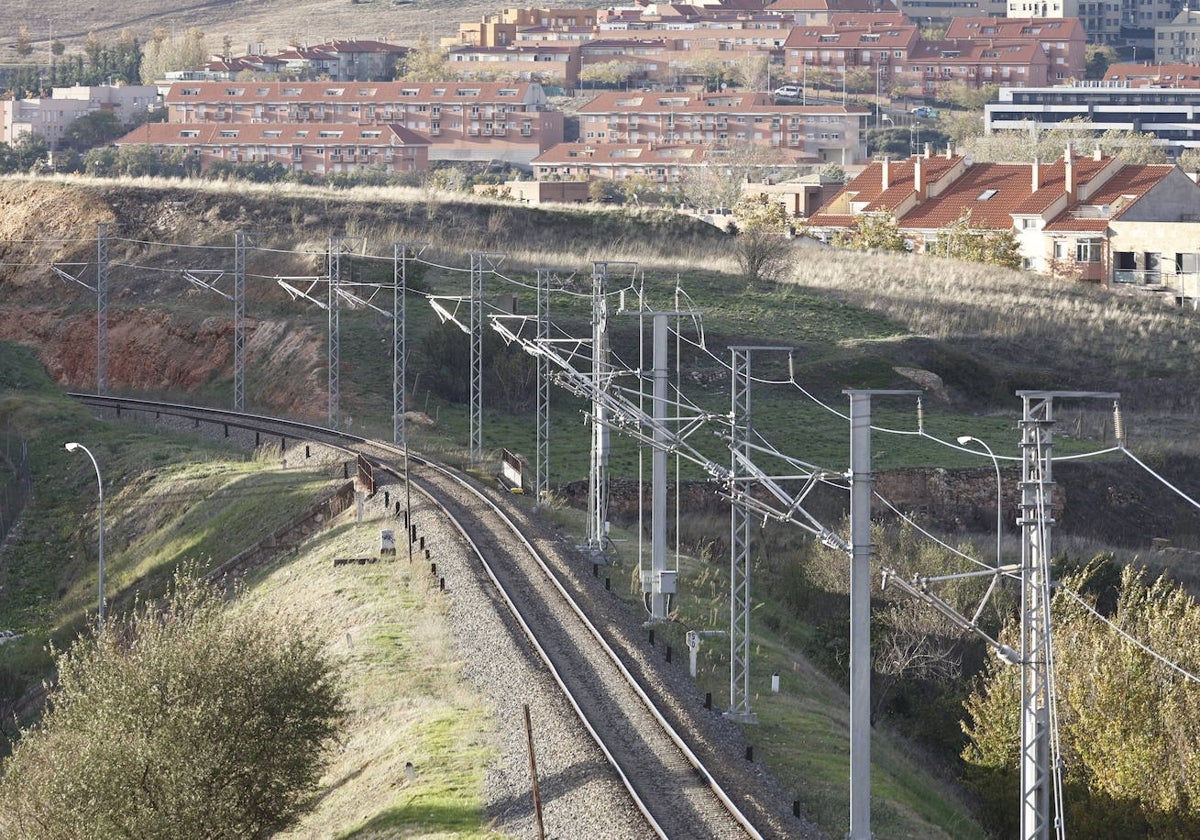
807 152 1182 233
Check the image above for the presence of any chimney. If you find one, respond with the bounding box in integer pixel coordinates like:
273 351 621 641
924 142 931 158
914 154 924 198
881 155 890 190
945 143 953 159
1064 144 1075 198
1032 157 1040 191
1093 143 1102 161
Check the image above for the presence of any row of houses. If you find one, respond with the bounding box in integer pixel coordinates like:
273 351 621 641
439 4 1090 96
804 144 1200 293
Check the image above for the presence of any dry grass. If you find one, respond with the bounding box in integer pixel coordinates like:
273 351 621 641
3 0 497 57
249 514 497 839
785 248 1200 411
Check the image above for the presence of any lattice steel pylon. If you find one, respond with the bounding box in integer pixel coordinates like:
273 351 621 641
727 346 795 720
233 231 249 412
1016 390 1116 840
469 252 504 467
393 243 426 447
728 346 759 722
96 223 109 395
534 268 553 510
585 261 635 559
327 238 344 429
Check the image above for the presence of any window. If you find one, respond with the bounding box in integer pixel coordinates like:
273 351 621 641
1076 239 1101 262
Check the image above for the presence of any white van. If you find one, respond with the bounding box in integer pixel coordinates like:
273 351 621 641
774 85 801 98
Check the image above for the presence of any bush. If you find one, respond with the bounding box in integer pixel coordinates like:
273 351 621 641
0 569 345 840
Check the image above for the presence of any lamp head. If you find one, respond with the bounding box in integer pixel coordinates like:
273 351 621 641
956 435 972 445
65 442 80 452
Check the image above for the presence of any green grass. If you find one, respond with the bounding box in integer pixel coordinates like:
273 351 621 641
252 520 498 840
592 529 987 840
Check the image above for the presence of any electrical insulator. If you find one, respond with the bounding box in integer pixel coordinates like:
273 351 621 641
916 397 924 435
1113 401 1125 446
788 353 795 382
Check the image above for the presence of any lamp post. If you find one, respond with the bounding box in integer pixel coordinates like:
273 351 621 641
65 442 104 632
957 436 1002 567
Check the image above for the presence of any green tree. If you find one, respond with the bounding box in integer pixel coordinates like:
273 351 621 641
963 561 1200 838
61 111 126 153
82 145 118 176
1177 148 1200 175
1086 44 1118 80
579 60 637 89
396 35 452 82
938 81 999 112
834 210 908 252
731 192 792 284
15 26 34 59
0 570 345 840
927 211 1022 269
140 27 205 85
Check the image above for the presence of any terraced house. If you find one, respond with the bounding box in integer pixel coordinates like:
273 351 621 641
114 123 430 175
161 81 564 165
806 145 1200 300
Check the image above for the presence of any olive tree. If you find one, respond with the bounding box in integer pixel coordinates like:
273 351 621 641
0 570 345 840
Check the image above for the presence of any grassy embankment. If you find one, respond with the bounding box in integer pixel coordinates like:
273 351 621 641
0 342 499 836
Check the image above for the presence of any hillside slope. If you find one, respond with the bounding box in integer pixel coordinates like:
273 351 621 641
3 0 500 56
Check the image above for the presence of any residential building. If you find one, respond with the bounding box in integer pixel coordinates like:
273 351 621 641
1156 10 1200 64
577 90 868 162
944 17 1087 83
113 122 430 175
163 81 564 164
1006 0 1187 54
899 39 1050 95
0 85 159 147
806 146 1200 295
448 43 581 88
1104 61 1200 87
764 0 901 26
780 19 920 92
985 84 1200 155
896 0 1006 23
271 40 409 81
532 141 714 182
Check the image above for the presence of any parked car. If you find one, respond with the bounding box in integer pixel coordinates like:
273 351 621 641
774 85 802 99
910 106 936 118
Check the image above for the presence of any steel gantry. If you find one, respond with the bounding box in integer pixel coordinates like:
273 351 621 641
469 252 505 467
326 236 361 430
183 231 253 412
95 223 109 395
393 243 426 448
233 231 248 412
533 267 576 510
1016 390 1117 840
728 346 794 721
50 222 110 395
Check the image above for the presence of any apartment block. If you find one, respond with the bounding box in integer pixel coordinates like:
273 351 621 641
986 84 1200 155
944 17 1086 82
114 122 430 175
0 85 159 147
577 91 867 163
163 81 564 164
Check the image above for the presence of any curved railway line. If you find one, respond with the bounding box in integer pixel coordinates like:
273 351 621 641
71 393 791 840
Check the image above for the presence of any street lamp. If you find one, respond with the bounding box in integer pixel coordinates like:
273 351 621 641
957 436 1002 568
65 442 105 632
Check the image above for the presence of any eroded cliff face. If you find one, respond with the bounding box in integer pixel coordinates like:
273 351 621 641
0 181 335 417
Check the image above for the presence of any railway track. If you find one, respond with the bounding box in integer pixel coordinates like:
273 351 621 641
71 393 770 839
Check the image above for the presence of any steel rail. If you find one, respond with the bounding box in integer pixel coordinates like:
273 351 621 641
69 392 763 839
